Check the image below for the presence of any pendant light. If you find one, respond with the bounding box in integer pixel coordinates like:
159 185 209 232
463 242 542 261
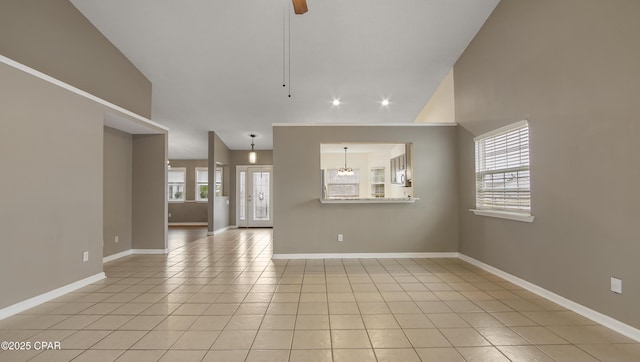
337 147 354 176
248 134 257 164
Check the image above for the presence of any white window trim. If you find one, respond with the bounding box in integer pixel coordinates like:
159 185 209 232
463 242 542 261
195 167 208 202
168 167 186 203
469 209 535 223
472 120 534 222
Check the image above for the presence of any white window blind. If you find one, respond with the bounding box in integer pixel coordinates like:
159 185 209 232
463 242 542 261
325 169 360 198
168 168 186 201
196 168 208 201
474 121 531 214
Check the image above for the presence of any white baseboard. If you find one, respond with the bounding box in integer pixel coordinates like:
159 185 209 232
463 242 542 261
0 272 106 321
103 249 134 263
207 226 232 236
103 248 168 263
458 254 640 343
272 252 459 260
132 249 169 255
168 222 208 226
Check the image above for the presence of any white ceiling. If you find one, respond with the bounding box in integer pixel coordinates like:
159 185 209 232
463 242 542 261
70 0 499 159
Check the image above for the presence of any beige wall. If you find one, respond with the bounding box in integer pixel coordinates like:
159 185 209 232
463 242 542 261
167 160 208 223
273 126 458 254
103 127 133 257
214 196 230 232
208 132 231 233
455 0 640 329
0 63 104 309
414 69 456 124
132 135 168 250
0 0 152 118
0 0 162 312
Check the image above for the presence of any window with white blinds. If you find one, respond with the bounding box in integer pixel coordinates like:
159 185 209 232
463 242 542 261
474 121 531 215
196 168 208 201
325 169 360 198
168 168 186 202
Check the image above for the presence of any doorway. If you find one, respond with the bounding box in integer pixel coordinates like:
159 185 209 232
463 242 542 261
236 166 273 227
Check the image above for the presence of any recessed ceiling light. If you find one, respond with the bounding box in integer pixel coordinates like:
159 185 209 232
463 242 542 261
381 99 390 106
332 99 341 106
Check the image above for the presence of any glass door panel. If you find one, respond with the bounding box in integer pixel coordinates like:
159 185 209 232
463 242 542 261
239 171 246 222
252 172 270 221
236 166 273 227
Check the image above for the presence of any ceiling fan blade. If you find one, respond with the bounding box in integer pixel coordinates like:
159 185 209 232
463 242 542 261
292 0 308 14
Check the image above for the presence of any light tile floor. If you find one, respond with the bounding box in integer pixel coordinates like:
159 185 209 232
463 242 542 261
0 228 639 361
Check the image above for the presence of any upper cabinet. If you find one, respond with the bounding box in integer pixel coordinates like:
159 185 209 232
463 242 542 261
370 167 385 198
390 143 412 187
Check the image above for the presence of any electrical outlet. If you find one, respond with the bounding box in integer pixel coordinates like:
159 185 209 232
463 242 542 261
168 212 172 218
337 234 344 242
115 235 119 243
82 251 89 262
611 277 622 294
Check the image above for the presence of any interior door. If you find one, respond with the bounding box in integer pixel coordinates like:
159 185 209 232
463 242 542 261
237 166 273 227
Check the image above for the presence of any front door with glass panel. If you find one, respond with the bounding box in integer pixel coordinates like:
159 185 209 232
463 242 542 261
237 166 273 227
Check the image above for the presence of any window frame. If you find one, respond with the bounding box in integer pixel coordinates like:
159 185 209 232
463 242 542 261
168 167 186 203
195 167 208 202
470 120 534 222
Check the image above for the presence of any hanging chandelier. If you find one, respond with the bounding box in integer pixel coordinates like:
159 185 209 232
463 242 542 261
337 147 354 176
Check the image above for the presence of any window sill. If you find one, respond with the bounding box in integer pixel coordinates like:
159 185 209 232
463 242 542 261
470 209 535 223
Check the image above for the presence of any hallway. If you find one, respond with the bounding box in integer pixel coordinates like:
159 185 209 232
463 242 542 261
0 229 638 361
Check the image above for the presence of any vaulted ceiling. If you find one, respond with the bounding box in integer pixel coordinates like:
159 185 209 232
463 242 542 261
71 0 499 158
